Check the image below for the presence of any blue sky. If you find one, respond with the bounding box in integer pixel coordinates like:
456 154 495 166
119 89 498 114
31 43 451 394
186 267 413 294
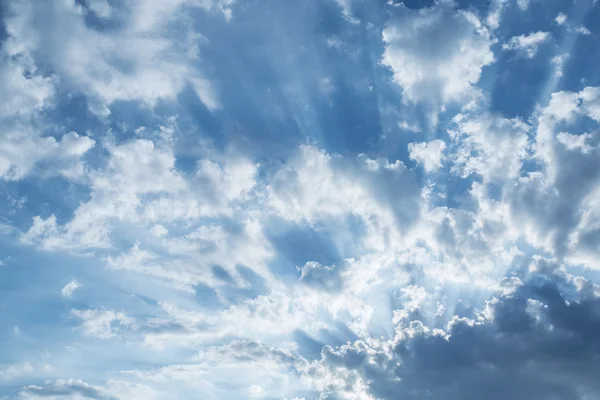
1 0 600 398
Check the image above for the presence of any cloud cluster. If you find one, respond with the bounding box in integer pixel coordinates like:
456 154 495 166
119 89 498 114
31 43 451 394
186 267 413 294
2 0 600 399
382 0 494 123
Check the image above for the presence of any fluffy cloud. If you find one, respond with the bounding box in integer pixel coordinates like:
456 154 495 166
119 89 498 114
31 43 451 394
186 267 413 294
382 0 494 123
0 130 95 181
508 86 600 263
449 112 530 181
21 130 261 252
555 12 567 25
0 362 35 382
3 0 219 116
408 140 446 172
302 273 600 400
502 31 551 58
267 145 421 247
0 55 53 119
71 309 135 340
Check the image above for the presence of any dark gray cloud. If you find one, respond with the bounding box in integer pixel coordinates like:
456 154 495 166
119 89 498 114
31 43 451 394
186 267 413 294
312 277 600 400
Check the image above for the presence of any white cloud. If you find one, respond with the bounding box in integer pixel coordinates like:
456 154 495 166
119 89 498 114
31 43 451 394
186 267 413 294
21 129 263 252
0 362 34 381
150 225 169 237
249 385 266 398
507 86 600 263
20 137 184 250
0 11 97 184
0 130 95 181
557 132 593 153
486 0 508 30
4 2 600 400
61 280 82 298
577 26 592 36
408 140 447 173
4 0 220 117
502 31 550 58
555 12 567 25
503 31 551 58
449 112 530 181
382 0 494 123
71 309 135 340
267 145 418 226
517 0 530 10
551 53 569 78
398 120 421 133
0 56 53 119
335 0 359 24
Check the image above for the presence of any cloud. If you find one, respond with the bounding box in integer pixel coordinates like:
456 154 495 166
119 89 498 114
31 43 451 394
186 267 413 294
0 362 34 381
382 0 494 123
408 140 447 173
0 6 96 183
508 86 600 262
502 31 551 58
577 26 592 36
517 0 530 10
551 54 569 78
266 145 421 246
70 309 135 340
3 0 220 116
4 2 600 400
0 54 53 119
18 379 160 400
297 261 342 291
486 0 508 30
303 275 600 399
61 280 82 298
21 131 261 252
555 12 567 25
0 129 95 181
105 219 273 292
449 112 530 181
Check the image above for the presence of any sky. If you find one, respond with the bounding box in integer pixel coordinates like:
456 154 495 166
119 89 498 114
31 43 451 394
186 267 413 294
1 0 600 398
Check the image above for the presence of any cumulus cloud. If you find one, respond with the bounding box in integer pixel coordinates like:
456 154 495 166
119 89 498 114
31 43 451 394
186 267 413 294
382 0 494 124
3 0 220 116
555 12 567 25
449 112 530 181
71 309 135 340
0 362 34 382
0 56 53 119
408 140 447 172
508 86 600 263
301 274 600 400
502 31 551 58
267 145 421 243
0 130 95 181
